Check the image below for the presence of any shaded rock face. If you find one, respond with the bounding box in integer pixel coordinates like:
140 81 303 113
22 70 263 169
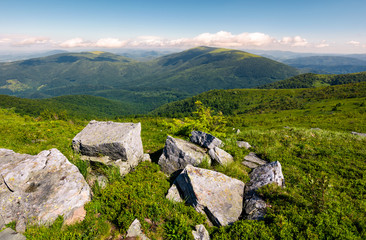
244 161 285 220
158 136 210 175
72 120 144 176
208 147 233 165
190 131 222 149
168 165 245 227
0 148 91 232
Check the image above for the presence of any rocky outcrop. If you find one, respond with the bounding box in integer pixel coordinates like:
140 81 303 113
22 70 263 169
0 228 26 240
192 224 210 240
0 148 91 232
167 165 244 227
208 147 233 165
126 219 149 240
241 152 267 169
190 131 222 149
244 161 285 220
158 136 210 175
236 141 252 149
72 120 144 176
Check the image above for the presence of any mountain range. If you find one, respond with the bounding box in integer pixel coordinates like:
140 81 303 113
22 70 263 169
0 46 299 112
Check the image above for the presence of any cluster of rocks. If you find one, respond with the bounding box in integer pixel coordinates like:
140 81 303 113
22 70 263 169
1 120 286 239
159 131 285 229
158 131 233 175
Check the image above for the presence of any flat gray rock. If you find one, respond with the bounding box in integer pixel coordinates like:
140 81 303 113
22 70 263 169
241 161 259 169
244 161 285 220
243 152 267 166
0 228 26 240
351 131 366 137
208 147 233 165
158 136 210 175
236 141 252 149
190 131 222 149
171 165 244 226
72 120 144 176
0 148 91 232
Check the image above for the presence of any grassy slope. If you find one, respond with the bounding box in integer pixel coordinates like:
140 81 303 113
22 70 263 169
1 79 366 238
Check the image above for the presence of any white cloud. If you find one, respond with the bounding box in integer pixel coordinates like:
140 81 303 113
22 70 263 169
12 37 51 46
95 38 127 48
59 38 91 48
347 40 360 46
316 40 329 48
280 36 308 47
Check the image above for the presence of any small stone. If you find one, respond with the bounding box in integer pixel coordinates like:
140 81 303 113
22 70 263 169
192 224 210 240
236 141 252 149
126 219 149 240
190 131 222 149
208 147 233 165
166 184 183 202
351 131 366 137
243 152 267 166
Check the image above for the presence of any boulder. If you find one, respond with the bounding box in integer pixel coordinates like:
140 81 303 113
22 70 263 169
192 224 210 240
244 161 285 220
166 184 183 202
0 148 91 232
241 152 267 169
236 141 252 149
158 136 210 175
190 131 222 149
208 147 233 165
126 219 149 240
72 120 144 176
0 228 26 240
169 165 245 226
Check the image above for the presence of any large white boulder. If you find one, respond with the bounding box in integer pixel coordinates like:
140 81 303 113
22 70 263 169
0 148 91 232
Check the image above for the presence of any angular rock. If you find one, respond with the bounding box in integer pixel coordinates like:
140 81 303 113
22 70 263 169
126 219 149 240
241 161 260 169
243 152 267 166
166 184 183 202
190 131 222 149
158 136 210 175
244 161 285 220
192 224 210 240
0 228 26 240
172 165 245 226
236 141 252 149
208 147 233 165
72 120 144 176
0 148 91 232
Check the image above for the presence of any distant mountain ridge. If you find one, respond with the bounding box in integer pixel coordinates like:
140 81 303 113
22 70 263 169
0 46 299 112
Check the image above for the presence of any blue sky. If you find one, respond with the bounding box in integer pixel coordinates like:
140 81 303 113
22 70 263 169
0 0 365 53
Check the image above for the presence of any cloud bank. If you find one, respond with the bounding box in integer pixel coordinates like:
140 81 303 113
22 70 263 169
0 31 364 52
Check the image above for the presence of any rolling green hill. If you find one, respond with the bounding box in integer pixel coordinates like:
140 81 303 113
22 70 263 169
0 47 299 112
259 72 366 89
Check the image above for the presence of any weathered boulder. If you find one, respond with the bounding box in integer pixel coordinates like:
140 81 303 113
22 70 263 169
208 147 233 165
190 131 222 149
0 228 26 240
72 120 144 176
241 152 267 169
126 219 149 240
158 136 210 175
192 224 210 240
236 141 252 149
244 161 285 220
168 165 244 226
0 148 91 232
